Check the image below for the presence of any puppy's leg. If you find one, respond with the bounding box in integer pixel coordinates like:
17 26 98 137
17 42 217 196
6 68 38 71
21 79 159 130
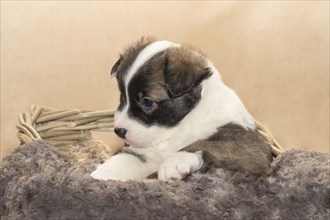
91 151 158 181
158 151 203 181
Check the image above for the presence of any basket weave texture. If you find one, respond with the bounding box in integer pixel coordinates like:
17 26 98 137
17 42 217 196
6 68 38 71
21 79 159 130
16 104 284 156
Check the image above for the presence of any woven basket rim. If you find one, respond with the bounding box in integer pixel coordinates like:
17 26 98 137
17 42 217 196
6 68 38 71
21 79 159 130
16 104 284 156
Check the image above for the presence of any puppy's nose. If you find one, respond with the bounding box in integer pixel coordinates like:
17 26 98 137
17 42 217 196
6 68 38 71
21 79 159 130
114 127 127 139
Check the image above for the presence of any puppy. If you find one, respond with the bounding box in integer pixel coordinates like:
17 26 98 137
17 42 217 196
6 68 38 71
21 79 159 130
91 37 273 181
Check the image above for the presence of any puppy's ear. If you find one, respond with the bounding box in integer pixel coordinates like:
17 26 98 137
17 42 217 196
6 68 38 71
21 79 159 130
164 48 212 98
110 57 122 78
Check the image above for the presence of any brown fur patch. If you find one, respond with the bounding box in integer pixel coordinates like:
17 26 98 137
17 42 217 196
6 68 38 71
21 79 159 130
183 123 273 178
164 47 211 97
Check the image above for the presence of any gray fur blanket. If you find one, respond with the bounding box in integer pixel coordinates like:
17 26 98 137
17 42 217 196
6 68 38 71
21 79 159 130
1 139 329 220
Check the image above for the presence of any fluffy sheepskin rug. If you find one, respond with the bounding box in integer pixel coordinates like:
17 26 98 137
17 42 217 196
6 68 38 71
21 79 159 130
0 139 329 220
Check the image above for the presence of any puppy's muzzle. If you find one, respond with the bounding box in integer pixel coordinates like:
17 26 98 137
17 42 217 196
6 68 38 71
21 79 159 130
114 127 127 139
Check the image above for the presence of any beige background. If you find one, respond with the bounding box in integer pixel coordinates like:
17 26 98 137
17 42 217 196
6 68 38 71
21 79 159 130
1 1 329 159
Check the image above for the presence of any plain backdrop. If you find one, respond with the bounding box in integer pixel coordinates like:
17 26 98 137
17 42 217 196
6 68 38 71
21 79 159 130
1 1 329 159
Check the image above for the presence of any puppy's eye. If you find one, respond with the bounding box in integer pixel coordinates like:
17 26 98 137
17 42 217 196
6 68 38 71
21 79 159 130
142 98 154 108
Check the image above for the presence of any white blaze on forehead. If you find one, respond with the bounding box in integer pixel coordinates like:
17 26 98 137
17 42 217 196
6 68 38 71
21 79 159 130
124 40 181 89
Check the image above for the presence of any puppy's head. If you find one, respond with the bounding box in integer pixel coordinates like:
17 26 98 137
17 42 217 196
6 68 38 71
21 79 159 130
111 38 212 147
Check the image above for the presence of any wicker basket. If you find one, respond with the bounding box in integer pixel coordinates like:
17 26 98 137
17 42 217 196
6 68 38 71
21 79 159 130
16 104 284 156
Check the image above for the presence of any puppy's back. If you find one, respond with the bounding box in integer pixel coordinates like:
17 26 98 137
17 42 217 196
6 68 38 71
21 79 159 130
183 123 273 177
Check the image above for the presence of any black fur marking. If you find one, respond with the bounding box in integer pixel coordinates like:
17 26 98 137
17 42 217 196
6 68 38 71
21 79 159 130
119 148 146 163
117 93 127 112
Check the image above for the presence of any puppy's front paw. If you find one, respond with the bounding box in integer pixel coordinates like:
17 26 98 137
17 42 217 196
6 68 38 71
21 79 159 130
90 159 132 181
90 153 146 181
158 151 203 181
